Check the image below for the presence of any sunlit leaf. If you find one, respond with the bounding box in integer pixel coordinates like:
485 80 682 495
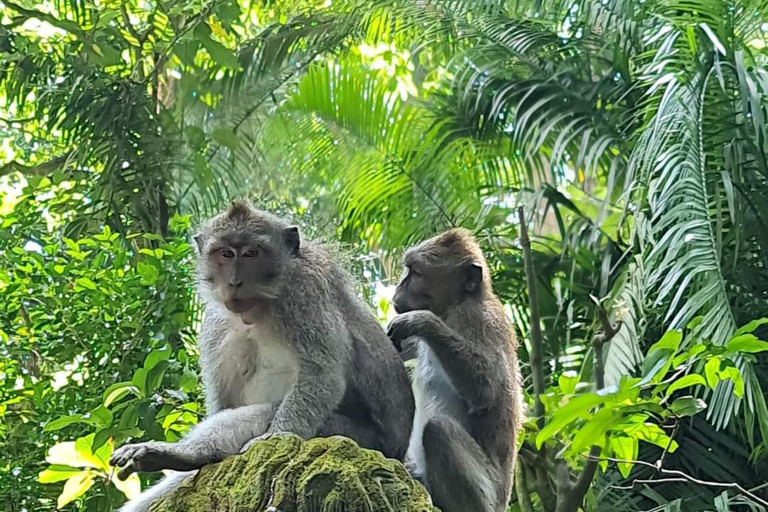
57 470 95 509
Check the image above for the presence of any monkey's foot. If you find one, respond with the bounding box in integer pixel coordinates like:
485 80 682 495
111 442 197 480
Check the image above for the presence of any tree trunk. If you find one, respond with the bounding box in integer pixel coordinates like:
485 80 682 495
150 434 439 512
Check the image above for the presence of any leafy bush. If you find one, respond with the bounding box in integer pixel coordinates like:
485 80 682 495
0 179 200 511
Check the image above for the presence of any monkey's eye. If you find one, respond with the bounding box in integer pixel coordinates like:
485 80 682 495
241 248 259 258
220 249 235 259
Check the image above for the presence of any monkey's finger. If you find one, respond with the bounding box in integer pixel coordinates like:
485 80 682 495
110 447 134 467
117 460 136 480
399 337 419 361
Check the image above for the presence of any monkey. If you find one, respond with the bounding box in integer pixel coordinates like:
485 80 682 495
387 228 523 512
111 201 415 512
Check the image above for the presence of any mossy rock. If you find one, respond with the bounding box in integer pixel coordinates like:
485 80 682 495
150 434 439 512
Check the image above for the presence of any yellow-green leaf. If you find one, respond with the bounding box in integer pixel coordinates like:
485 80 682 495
705 357 721 388
610 435 638 478
46 442 100 469
58 470 95 508
536 393 607 448
725 334 768 354
38 466 83 484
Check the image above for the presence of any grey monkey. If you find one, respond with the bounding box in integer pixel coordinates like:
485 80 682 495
111 201 415 512
387 228 523 512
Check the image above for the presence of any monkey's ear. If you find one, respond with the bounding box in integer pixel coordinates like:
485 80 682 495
193 235 205 255
283 226 300 256
462 261 483 294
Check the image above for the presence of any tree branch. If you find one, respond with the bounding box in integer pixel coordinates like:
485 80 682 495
518 206 545 429
0 153 74 177
594 455 768 507
515 464 535 512
555 304 622 512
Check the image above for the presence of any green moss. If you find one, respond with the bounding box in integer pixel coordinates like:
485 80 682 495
150 435 439 512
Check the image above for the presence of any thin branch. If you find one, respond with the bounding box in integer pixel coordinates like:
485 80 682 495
518 206 545 429
591 455 768 507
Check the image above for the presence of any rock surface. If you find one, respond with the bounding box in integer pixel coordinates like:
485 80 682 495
150 434 439 512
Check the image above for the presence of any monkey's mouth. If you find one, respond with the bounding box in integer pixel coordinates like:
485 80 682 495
224 297 259 313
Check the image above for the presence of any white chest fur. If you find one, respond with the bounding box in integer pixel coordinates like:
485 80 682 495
217 315 299 407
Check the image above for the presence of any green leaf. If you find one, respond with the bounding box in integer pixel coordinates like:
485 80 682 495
669 396 707 417
145 360 170 394
610 436 638 478
184 126 206 148
571 407 617 452
44 414 85 432
637 352 671 387
626 423 678 452
536 394 607 448
137 261 159 286
705 357 721 388
558 374 579 395
719 366 745 398
57 470 95 509
733 318 768 336
103 382 141 406
132 368 148 394
194 153 213 187
75 434 111 470
648 330 683 354
664 374 706 398
74 277 97 291
724 334 768 354
201 38 240 70
180 368 198 393
144 346 172 371
86 406 113 428
211 128 239 151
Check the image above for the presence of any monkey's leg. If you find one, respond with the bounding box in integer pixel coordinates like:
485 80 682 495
422 415 497 512
118 471 192 512
111 403 275 478
316 412 382 453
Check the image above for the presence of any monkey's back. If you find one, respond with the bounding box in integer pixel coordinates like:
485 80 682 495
278 242 415 460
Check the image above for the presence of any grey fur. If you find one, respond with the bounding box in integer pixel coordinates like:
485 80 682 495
114 202 414 512
388 228 523 512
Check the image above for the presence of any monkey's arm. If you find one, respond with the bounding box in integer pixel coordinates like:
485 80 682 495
268 330 348 438
110 403 274 478
389 311 504 413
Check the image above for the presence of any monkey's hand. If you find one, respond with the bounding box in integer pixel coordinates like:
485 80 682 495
387 310 441 349
110 442 204 479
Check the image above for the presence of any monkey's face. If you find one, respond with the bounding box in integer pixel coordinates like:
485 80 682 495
393 252 482 317
194 210 301 314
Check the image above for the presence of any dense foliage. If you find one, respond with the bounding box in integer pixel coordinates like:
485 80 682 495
1 0 767 511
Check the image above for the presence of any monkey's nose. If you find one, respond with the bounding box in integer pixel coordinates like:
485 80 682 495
229 279 243 287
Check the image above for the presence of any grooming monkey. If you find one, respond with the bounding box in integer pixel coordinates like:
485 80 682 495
388 228 523 512
111 202 415 512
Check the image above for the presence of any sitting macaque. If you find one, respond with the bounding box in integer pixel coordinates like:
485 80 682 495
112 202 415 512
388 228 523 512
